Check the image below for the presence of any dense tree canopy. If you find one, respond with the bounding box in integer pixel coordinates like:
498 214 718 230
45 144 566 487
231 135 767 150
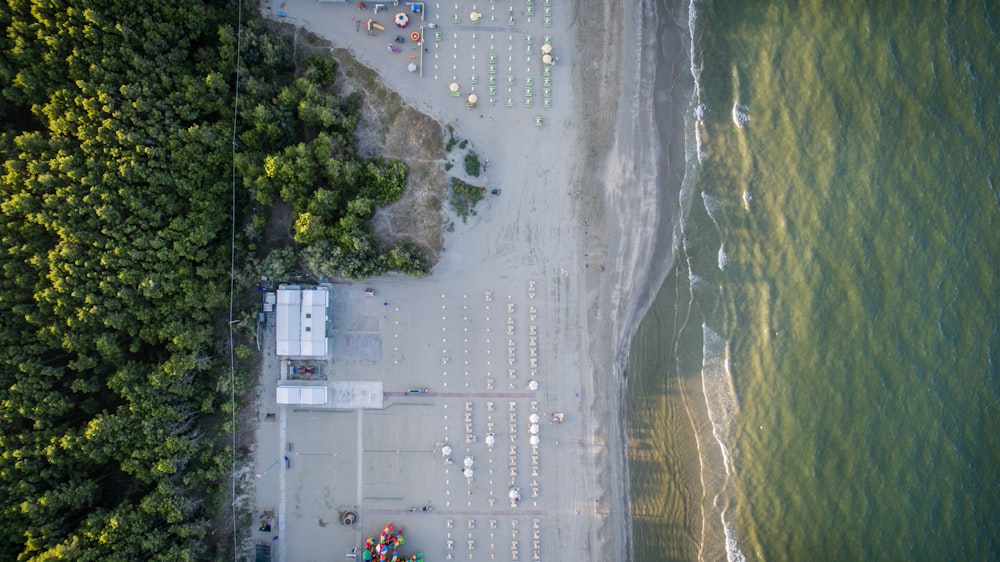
0 1 241 559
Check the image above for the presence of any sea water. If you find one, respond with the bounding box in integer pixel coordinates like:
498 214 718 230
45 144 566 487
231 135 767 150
627 1 1000 560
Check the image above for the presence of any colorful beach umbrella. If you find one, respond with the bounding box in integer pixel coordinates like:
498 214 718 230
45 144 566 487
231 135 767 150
394 12 409 27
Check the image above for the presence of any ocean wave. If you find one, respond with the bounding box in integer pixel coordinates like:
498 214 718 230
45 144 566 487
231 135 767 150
702 324 746 561
701 191 724 225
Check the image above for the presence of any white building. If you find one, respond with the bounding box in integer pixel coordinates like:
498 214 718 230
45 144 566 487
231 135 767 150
275 286 329 357
276 385 328 405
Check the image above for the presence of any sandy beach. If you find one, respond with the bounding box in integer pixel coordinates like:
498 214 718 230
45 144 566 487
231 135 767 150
246 0 687 560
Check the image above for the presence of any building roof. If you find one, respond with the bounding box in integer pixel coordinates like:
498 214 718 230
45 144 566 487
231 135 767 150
276 385 328 405
275 286 329 357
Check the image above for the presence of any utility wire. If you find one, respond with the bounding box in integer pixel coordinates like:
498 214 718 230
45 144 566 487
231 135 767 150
229 0 244 558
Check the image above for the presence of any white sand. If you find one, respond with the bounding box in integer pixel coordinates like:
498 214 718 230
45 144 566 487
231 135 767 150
247 0 680 560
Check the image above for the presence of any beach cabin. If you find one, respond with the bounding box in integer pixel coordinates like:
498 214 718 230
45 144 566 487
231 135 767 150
276 385 328 405
275 285 329 358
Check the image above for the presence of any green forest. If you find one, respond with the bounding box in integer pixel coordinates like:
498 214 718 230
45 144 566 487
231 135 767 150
0 1 426 559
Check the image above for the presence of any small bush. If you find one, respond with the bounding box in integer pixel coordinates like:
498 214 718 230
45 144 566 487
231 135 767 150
449 178 485 223
464 151 481 177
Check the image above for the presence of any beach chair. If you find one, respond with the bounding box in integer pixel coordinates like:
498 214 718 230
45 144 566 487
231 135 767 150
543 67 551 78
525 45 532 54
525 77 533 87
544 35 552 43
489 53 498 63
506 98 515 107
508 17 516 26
488 85 497 96
544 17 552 27
543 88 551 98
543 77 551 87
470 74 478 84
544 7 552 17
453 14 461 23
525 34 533 44
526 6 533 16
526 0 533 5
451 89 461 97
435 31 443 41
489 64 497 75
489 75 497 85
534 116 543 127
525 87 533 97
525 98 533 107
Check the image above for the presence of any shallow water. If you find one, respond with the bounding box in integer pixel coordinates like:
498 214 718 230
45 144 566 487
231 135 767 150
628 0 1000 560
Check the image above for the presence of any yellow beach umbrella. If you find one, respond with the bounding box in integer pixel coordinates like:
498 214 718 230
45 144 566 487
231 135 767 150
469 11 481 22
467 93 478 104
541 43 553 54
449 82 460 92
542 53 553 64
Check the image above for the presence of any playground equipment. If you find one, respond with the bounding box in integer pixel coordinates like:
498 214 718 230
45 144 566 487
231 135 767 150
366 19 385 34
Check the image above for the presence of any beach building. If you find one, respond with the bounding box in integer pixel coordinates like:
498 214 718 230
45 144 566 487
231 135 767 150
275 285 329 357
275 385 328 405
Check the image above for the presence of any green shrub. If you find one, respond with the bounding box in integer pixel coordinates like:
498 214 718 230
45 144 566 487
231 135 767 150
449 178 485 223
464 151 481 177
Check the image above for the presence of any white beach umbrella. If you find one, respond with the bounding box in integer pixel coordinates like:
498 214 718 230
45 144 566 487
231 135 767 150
441 445 452 456
468 93 478 104
449 82 460 93
530 434 540 445
408 62 418 72
464 456 474 468
527 380 539 391
485 433 496 446
529 413 540 424
529 424 539 435
464 467 474 478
